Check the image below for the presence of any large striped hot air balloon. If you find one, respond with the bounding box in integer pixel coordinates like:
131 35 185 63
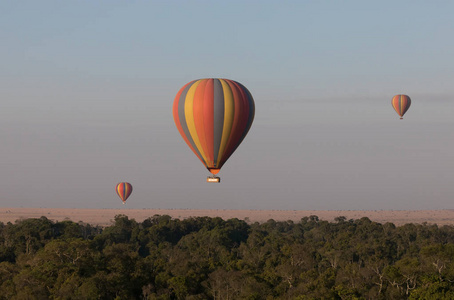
115 182 132 204
392 94 411 119
173 78 255 182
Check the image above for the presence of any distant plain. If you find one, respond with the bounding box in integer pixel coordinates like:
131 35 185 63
1 207 453 227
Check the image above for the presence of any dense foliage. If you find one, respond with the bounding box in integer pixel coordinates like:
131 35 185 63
1 214 454 299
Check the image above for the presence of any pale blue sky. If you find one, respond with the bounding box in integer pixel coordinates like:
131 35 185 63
1 1 453 210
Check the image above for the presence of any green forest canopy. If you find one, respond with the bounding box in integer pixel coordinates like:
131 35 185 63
1 215 454 299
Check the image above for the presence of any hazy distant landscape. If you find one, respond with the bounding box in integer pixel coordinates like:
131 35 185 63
2 207 454 226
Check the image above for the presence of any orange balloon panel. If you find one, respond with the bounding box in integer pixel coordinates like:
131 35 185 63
173 79 255 175
392 95 411 119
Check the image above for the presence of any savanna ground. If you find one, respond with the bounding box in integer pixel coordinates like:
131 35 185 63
1 207 453 226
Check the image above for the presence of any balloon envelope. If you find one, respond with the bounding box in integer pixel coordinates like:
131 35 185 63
173 78 255 175
115 182 132 203
392 94 411 119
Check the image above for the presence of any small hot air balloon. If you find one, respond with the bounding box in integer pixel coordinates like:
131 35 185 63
173 78 255 182
392 94 411 119
115 182 132 204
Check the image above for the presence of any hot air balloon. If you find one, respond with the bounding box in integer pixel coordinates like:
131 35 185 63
115 182 132 204
173 78 255 182
392 94 411 119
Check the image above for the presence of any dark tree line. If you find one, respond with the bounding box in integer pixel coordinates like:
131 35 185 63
1 214 454 299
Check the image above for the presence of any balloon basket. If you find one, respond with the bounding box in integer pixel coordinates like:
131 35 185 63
207 176 220 183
